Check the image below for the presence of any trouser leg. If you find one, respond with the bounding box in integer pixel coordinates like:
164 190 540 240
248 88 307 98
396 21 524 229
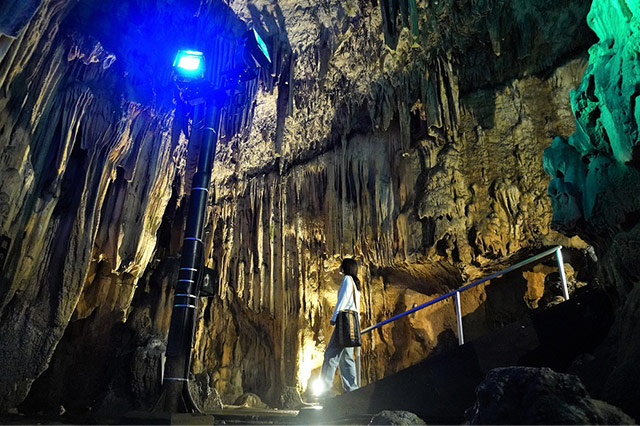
320 330 341 390
339 346 359 392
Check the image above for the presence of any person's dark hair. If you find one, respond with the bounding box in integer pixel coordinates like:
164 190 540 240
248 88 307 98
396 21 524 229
341 258 360 291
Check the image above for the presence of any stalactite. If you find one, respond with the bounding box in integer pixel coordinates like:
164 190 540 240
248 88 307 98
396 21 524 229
0 5 189 407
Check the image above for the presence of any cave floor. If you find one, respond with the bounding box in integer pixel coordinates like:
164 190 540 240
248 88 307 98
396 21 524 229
0 406 374 425
206 406 300 424
206 405 372 425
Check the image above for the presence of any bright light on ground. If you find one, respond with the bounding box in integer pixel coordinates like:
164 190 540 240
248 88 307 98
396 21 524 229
312 378 325 396
297 333 324 393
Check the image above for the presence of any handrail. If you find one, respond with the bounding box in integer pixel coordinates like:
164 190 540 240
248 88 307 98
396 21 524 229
361 245 569 342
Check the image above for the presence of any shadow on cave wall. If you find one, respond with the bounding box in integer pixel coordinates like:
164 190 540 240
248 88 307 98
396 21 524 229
379 0 596 93
458 246 600 345
19 257 176 418
368 246 602 382
247 3 293 161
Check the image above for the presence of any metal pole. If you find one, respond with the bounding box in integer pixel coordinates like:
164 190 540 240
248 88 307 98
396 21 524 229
455 291 464 345
162 103 220 413
356 347 361 388
556 246 570 300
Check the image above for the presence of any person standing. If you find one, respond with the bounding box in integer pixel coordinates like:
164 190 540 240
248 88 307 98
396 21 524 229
320 258 361 393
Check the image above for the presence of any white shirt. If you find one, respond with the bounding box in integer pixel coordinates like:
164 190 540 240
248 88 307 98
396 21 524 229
331 275 361 322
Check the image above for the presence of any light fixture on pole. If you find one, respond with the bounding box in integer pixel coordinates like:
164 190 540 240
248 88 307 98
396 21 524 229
173 50 205 80
161 48 220 414
160 27 271 414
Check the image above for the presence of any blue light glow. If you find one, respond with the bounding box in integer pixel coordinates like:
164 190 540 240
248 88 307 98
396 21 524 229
174 50 204 78
177 55 201 70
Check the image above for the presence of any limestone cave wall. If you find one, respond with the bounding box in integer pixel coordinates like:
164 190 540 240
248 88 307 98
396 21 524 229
543 0 640 418
0 0 607 417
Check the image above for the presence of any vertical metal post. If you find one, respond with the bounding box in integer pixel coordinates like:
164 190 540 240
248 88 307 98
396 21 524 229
455 291 464 345
556 246 570 300
356 347 361 388
162 104 220 413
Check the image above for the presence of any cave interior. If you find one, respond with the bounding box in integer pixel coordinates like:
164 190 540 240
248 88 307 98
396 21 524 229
1 0 640 424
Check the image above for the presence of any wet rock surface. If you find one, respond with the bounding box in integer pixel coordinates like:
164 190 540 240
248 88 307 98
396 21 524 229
467 367 635 425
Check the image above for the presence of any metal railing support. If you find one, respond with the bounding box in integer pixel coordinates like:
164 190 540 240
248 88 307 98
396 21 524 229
455 291 464 345
361 245 566 336
556 247 570 300
356 347 362 388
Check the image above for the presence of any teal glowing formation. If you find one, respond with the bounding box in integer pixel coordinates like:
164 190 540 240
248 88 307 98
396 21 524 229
253 29 271 63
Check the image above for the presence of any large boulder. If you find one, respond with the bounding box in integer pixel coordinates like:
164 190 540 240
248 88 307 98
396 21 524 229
278 386 303 410
188 372 224 412
233 393 268 409
369 410 426 425
467 367 634 424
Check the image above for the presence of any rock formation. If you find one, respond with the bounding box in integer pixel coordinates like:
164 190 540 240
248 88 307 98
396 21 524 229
467 367 634 424
0 0 195 411
0 0 626 419
369 410 426 425
543 0 640 418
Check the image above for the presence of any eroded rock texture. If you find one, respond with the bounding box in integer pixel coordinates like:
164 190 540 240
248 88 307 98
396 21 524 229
369 410 426 425
467 367 634 424
0 0 202 411
200 0 594 401
0 0 600 416
543 0 640 418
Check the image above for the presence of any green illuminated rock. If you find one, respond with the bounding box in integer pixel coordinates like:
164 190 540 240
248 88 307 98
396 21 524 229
544 0 640 419
544 0 640 271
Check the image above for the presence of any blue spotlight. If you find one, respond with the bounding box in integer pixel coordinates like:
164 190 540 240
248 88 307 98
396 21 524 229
173 50 205 79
